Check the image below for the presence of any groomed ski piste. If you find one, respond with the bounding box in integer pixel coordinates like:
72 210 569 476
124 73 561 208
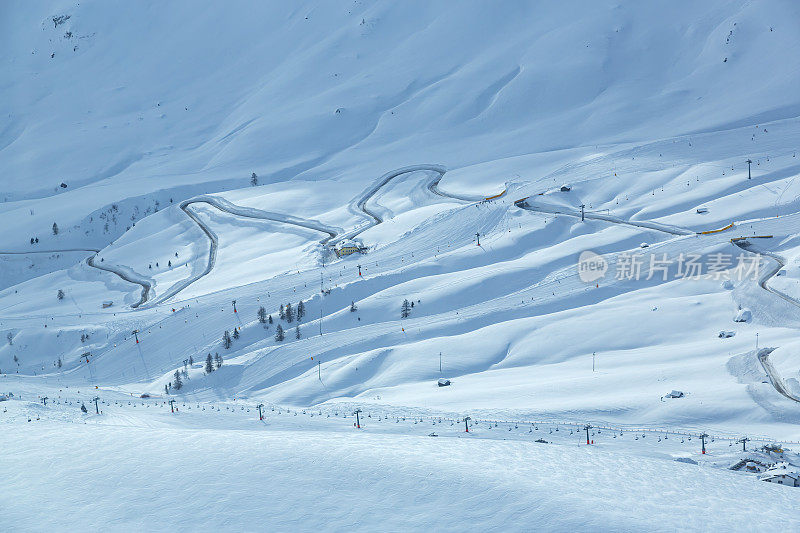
3 1 800 530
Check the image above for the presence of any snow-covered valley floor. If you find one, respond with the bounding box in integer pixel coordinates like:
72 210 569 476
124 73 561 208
3 385 800 532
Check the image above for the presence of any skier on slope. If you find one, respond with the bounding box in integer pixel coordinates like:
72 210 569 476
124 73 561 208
80 403 88 413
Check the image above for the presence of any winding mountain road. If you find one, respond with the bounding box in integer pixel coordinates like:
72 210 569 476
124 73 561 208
337 164 472 243
86 254 151 308
0 248 151 309
9 165 800 405
156 165 463 304
515 195 800 404
513 197 695 236
147 196 340 306
732 241 800 403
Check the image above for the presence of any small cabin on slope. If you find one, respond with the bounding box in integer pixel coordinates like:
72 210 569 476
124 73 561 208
335 239 365 258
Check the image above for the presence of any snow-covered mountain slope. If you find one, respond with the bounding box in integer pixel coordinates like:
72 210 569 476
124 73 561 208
3 2 800 527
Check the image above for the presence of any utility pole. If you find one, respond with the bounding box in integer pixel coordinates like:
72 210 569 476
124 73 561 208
592 352 596 372
439 352 442 373
257 403 264 421
700 433 708 454
475 232 481 246
83 351 94 382
584 424 592 445
738 436 750 452
756 332 759 351
580 204 586 222
319 272 324 336
92 396 100 415
357 264 362 277
232 300 237 313
464 416 471 433
354 408 362 429
746 159 752 179
168 399 177 413
132 329 140 344
318 360 321 380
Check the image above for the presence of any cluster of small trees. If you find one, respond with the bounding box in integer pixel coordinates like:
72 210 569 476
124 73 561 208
271 300 307 342
257 306 273 325
222 328 240 349
274 323 302 342
205 353 223 373
171 366 189 391
278 301 306 323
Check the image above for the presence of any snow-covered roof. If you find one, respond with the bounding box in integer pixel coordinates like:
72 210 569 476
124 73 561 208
761 462 800 480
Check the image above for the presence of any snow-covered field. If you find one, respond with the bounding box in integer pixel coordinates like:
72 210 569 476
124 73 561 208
3 0 800 530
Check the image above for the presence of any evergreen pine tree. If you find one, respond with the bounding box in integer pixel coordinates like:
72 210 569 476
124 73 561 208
205 353 214 374
285 303 294 323
401 299 411 318
189 355 194 365
57 289 65 300
275 324 285 342
297 301 305 321
350 301 357 312
52 222 59 235
279 304 285 320
173 369 183 390
165 384 169 395
250 172 258 186
268 315 273 324
223 330 232 349
214 353 222 369
233 328 240 340
295 325 301 339
258 306 267 323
